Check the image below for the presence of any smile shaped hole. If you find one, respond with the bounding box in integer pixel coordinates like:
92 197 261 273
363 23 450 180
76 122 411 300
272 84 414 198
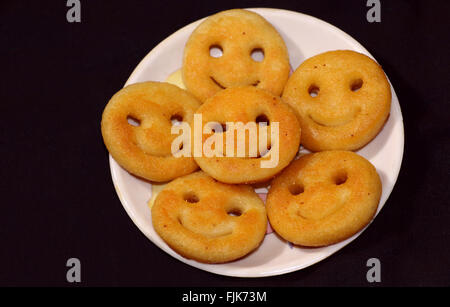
256 144 271 158
227 208 242 217
183 192 199 203
210 76 226 89
170 114 183 126
350 79 363 92
255 114 270 126
308 85 320 97
209 45 223 58
289 183 304 195
127 115 141 127
210 77 259 89
250 48 264 62
333 171 348 185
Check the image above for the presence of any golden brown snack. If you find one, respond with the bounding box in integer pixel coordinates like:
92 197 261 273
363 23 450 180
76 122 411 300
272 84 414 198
282 50 391 151
101 82 201 182
193 86 301 184
182 9 290 102
266 151 381 247
151 171 267 263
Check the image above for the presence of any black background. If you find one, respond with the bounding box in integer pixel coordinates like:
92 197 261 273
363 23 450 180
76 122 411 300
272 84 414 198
1 0 449 287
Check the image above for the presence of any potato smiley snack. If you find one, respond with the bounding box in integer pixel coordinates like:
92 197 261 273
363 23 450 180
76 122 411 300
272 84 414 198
192 86 301 184
182 9 290 102
282 50 391 152
101 82 201 182
266 151 382 247
151 171 267 263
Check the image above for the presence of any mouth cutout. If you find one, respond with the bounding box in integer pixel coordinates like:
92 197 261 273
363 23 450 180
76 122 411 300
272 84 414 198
177 215 234 238
225 149 272 159
251 80 261 87
210 76 261 89
308 109 361 128
210 76 226 89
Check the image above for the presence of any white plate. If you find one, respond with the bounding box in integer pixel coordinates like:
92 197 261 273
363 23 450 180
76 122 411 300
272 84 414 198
109 8 404 277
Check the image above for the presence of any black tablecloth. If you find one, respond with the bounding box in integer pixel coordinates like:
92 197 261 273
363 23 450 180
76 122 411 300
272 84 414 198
1 0 449 286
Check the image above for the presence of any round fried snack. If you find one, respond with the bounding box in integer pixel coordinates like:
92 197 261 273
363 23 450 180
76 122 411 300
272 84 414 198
282 50 391 151
193 86 301 184
151 171 267 263
101 82 201 182
182 9 290 102
266 151 381 247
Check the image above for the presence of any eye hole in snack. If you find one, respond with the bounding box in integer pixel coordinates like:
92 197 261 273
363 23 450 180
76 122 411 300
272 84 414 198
183 191 200 203
209 122 227 133
289 183 304 196
255 114 270 126
127 115 141 127
308 84 320 97
170 114 184 126
350 78 363 92
227 208 242 217
333 171 348 185
209 45 223 58
250 48 264 62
